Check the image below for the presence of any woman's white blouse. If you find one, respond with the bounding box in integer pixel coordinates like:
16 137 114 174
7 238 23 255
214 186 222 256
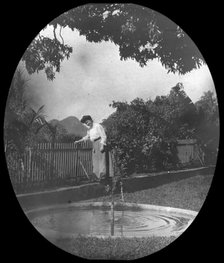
83 123 107 145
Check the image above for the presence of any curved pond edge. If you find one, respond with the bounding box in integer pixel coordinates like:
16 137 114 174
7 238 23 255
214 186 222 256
25 201 198 240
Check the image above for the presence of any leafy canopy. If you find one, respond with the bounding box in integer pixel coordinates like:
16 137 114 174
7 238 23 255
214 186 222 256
22 3 205 80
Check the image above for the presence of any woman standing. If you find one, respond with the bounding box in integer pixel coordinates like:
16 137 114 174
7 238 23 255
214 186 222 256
74 115 114 190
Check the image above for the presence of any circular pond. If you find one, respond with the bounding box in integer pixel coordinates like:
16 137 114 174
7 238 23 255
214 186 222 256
26 202 197 241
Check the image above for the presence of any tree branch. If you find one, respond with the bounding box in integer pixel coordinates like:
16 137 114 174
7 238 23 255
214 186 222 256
59 26 64 45
53 25 58 41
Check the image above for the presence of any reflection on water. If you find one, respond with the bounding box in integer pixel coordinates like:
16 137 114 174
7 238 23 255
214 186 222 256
111 202 114 236
30 205 194 238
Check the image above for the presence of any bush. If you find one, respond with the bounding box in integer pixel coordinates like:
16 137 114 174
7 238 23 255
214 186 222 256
104 97 181 176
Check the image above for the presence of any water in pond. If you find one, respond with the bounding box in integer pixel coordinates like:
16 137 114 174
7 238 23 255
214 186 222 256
29 204 195 238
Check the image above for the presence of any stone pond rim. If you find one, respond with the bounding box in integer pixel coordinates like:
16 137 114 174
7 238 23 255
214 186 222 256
25 201 198 240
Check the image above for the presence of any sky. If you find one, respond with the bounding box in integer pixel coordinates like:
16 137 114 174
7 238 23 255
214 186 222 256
20 25 215 123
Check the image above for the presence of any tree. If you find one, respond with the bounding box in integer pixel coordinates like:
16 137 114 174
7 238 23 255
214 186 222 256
103 83 204 175
195 90 219 125
148 83 198 139
4 70 47 178
4 105 46 178
4 70 46 153
194 91 219 164
22 3 204 80
167 82 198 138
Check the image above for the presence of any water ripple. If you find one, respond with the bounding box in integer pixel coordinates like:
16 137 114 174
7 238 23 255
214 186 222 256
30 206 195 238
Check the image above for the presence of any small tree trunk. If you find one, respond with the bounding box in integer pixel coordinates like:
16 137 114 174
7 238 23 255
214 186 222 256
110 187 115 236
20 157 25 177
28 147 32 178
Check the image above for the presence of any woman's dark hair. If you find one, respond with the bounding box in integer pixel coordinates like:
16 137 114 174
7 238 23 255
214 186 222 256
80 115 93 123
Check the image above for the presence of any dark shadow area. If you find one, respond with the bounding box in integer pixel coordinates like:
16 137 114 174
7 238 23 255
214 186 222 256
18 166 215 211
121 166 215 194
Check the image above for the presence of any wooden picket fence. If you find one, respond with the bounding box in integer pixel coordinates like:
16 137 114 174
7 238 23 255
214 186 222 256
6 139 204 194
7 141 93 193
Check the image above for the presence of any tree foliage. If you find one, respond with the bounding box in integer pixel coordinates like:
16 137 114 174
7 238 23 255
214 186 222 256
103 83 218 175
23 36 72 80
4 70 47 177
22 3 204 80
4 70 46 153
194 90 219 163
4 70 79 182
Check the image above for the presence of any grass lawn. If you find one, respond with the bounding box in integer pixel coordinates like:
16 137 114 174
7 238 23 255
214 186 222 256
54 173 214 260
88 173 213 212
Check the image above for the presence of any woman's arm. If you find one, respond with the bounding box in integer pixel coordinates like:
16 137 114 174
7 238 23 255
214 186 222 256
97 124 107 145
74 134 89 144
96 124 107 153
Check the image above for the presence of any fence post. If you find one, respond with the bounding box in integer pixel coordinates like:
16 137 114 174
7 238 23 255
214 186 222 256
28 147 32 179
75 144 79 183
50 141 55 183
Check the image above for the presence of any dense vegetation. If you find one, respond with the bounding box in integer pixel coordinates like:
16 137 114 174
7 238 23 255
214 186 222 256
103 83 219 176
4 70 80 179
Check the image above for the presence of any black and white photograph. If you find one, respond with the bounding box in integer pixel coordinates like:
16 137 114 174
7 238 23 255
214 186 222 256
3 3 219 261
